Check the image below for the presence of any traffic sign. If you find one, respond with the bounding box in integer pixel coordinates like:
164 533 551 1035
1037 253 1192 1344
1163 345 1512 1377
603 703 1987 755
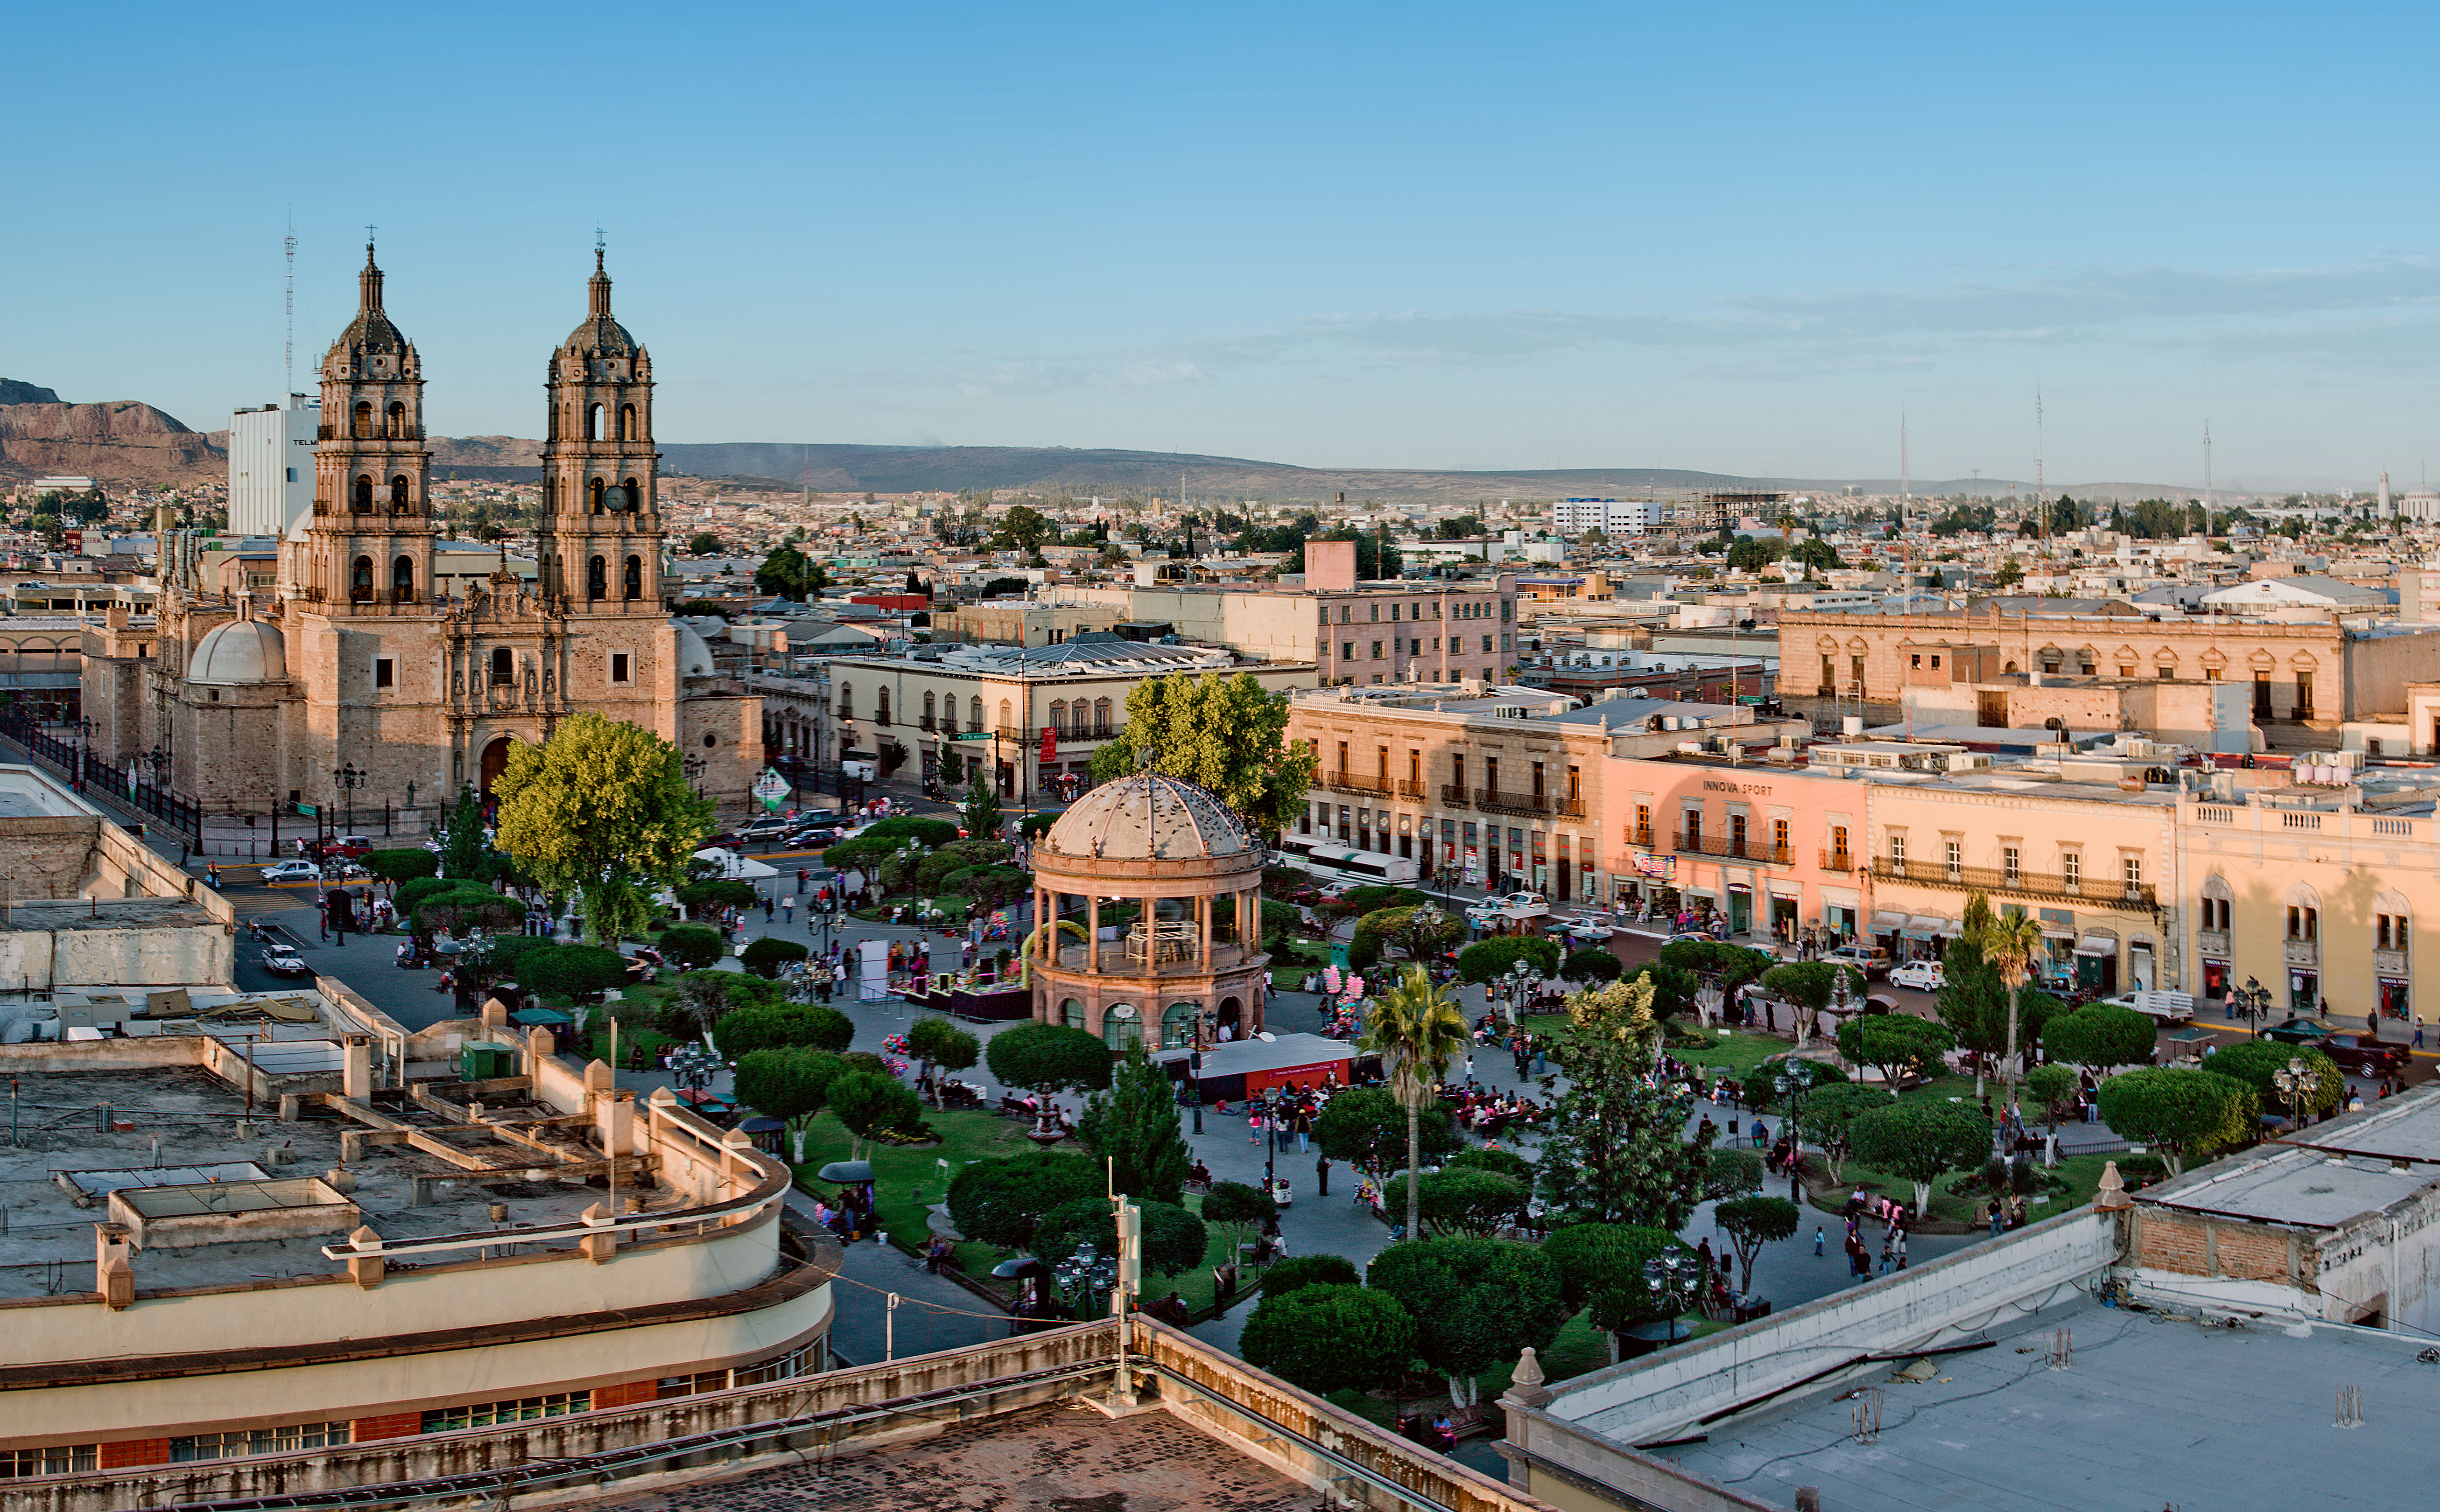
751 767 788 801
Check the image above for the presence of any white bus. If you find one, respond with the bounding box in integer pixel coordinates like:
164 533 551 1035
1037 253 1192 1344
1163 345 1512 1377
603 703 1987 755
1273 838 1420 889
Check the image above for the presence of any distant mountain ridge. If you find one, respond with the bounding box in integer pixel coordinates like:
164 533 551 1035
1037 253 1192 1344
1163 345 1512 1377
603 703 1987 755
0 379 221 486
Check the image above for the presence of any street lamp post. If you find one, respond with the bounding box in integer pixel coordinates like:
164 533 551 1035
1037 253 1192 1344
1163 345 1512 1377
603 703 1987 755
330 763 365 833
2273 1055 2324 1132
1775 1060 1820 1203
1644 1252 1697 1345
683 754 706 796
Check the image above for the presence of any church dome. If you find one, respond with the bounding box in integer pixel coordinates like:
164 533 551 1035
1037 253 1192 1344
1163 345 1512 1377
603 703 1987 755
330 244 408 361
190 617 288 685
675 623 717 678
564 251 640 357
1040 774 1252 863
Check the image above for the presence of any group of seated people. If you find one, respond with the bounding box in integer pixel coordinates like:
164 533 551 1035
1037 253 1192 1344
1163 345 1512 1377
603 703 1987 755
1444 1086 1545 1134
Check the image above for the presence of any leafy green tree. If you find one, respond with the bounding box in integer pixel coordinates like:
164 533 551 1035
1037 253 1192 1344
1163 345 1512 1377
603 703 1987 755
733 1047 845 1123
1848 1101 1992 1215
2042 1004 2158 1077
2200 1041 2343 1120
988 504 1056 554
1078 1044 1193 1204
1456 936 1561 983
414 885 521 937
1761 961 1867 1042
1537 974 1713 1230
1414 1167 1530 1238
1031 1196 1207 1276
685 532 723 555
365 847 438 884
1976 908 2050 1113
1435 514 1484 539
862 815 963 848
826 1070 928 1160
1199 1179 1277 1260
1259 1253 1358 1298
1656 939 1777 994
947 1151 1102 1250
1085 672 1318 839
677 878 759 914
1562 947 1624 984
491 714 712 946
515 945 629 1001
1239 1284 1414 1395
658 924 725 971
2092 1068 2253 1176
1366 1236 1568 1409
754 545 826 601
1340 885 1429 913
435 783 491 884
1789 537 1843 576
1356 965 1470 1240
1835 1014 1956 1089
2023 1064 2078 1132
961 775 1002 843
1539 1222 1683 1358
907 1017 980 1085
1713 1196 1802 1291
1704 1147 1765 1203
741 936 810 979
713 1002 855 1057
1315 1085 1459 1174
985 1022 1114 1102
1796 1083 1894 1181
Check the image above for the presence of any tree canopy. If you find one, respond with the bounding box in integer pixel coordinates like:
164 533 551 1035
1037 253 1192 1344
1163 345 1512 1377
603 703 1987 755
1537 974 1712 1230
1456 936 1561 983
1366 1236 1569 1408
490 714 712 945
985 1022 1114 1097
1083 673 1317 839
1849 1101 1992 1215
1713 1196 1802 1291
1315 1085 1459 1173
1541 1221 1684 1340
754 545 827 601
1414 1167 1532 1238
2092 1067 2254 1175
1795 1082 1895 1181
826 1070 929 1159
1078 1044 1193 1204
733 1047 845 1122
713 1001 855 1057
514 944 629 1001
1238 1284 1414 1396
2199 1040 2343 1120
1835 1014 1956 1089
1031 1196 1208 1276
2042 1004 2159 1076
946 1151 1101 1249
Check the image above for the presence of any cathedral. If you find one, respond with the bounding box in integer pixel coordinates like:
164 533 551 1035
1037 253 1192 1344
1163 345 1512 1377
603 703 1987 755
82 246 760 824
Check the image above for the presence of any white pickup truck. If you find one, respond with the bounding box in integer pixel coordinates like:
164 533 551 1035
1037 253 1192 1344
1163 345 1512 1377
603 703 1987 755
2097 989 2196 1024
1465 892 1551 929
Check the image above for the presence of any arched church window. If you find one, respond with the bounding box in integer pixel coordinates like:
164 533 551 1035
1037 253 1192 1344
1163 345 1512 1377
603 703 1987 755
393 556 413 603
589 479 606 515
619 405 636 441
624 555 642 599
876 688 891 727
621 477 640 511
385 401 406 439
389 476 410 513
352 476 373 513
586 556 606 599
351 556 373 602
491 647 514 686
586 404 603 441
352 402 372 439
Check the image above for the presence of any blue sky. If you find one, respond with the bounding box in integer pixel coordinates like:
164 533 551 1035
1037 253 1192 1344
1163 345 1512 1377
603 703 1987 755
10 0 2438 487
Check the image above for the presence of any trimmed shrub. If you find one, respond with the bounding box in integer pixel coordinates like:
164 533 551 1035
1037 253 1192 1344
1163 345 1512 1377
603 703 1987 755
1257 1253 1359 1299
860 816 961 848
658 923 725 970
1456 936 1561 984
741 936 811 979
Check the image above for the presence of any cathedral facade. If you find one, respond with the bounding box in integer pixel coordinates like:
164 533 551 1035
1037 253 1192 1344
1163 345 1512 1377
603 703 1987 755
82 247 760 825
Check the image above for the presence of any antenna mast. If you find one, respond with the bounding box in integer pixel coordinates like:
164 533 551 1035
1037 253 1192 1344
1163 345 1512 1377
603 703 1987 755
1899 412 1909 530
283 216 296 396
2035 387 2046 553
2202 418 2213 511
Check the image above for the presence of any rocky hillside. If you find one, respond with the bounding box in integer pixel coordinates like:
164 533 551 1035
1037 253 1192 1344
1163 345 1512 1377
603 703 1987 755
0 383 224 488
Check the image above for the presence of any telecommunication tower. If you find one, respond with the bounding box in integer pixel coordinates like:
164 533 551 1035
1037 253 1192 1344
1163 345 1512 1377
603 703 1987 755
284 216 297 396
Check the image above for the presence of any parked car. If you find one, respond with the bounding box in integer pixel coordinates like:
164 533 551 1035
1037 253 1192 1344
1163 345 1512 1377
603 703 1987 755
1555 913 1614 941
1827 943 1893 978
1665 931 1717 947
260 945 312 978
1887 960 1945 992
736 819 794 846
2263 1016 2336 1047
2314 1031 2410 1076
325 834 373 859
1465 892 1550 927
260 861 322 883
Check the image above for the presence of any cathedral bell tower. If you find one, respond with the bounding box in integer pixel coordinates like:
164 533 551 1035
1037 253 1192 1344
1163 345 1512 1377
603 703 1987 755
537 252 662 613
295 243 437 611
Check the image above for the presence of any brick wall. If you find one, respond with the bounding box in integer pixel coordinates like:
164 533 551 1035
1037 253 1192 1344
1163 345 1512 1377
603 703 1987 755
2216 1222 2296 1282
349 1411 422 1443
97 1440 169 1470
2136 1210 2298 1285
2137 1213 2208 1274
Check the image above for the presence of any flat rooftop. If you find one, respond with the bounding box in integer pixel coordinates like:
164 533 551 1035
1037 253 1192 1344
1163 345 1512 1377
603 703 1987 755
0 898 218 933
1647 1295 2440 1512
619 1400 1312 1512
0 1064 642 1297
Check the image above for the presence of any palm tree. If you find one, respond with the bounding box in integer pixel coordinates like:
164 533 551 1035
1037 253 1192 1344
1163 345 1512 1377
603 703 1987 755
1980 910 2048 1119
1358 964 1469 1242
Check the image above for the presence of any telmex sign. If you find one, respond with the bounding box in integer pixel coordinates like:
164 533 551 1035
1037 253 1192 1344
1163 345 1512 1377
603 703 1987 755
1700 779 1772 795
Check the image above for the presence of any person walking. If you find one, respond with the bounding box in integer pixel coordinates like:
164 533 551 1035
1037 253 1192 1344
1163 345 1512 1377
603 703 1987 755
1315 1154 1330 1197
1814 1225 1826 1258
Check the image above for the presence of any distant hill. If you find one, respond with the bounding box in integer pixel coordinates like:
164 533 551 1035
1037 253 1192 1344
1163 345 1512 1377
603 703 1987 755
0 381 222 487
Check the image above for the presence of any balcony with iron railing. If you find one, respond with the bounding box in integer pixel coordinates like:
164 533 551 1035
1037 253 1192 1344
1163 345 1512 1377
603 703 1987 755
1673 831 1793 865
1867 857 2156 912
1326 772 1393 796
1473 788 1587 818
1821 849 1855 873
1440 783 1472 808
1396 779 1426 798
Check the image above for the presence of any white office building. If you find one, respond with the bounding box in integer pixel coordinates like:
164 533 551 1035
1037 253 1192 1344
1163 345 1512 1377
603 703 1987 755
226 394 320 537
1550 497 1666 536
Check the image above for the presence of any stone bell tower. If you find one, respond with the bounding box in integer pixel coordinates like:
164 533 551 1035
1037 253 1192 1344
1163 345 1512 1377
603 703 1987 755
537 251 662 612
291 242 437 612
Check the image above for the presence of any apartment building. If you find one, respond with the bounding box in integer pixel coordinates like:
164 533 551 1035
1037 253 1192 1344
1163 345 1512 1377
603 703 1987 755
1609 754 1870 941
1779 603 2440 729
1282 686 1807 903
2179 786 2434 1026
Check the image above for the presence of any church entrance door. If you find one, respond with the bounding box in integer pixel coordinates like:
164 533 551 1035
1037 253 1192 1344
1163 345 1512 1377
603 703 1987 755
479 736 512 796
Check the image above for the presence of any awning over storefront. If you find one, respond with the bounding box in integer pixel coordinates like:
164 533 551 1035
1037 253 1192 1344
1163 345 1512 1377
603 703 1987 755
2040 924 2078 941
2074 934 2117 957
1900 915 1951 939
1869 911 1909 934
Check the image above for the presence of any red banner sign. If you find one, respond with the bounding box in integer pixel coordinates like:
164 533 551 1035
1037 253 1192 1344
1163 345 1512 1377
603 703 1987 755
1040 726 1058 764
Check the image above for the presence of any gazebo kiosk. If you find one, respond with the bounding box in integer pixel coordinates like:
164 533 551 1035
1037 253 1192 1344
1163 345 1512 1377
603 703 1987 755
1030 773 1270 1051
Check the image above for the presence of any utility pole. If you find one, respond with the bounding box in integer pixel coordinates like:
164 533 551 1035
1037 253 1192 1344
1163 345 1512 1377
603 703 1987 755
2035 388 2046 555
1899 412 1909 532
